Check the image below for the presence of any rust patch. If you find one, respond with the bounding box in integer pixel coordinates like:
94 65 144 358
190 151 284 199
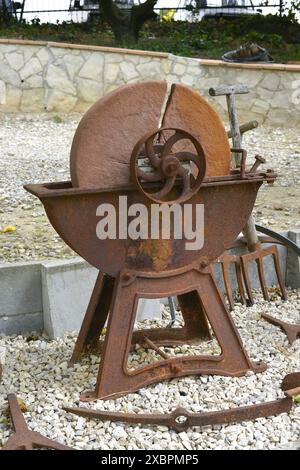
127 238 173 272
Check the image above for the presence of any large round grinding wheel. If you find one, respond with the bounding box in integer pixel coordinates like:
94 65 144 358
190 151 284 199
161 84 231 177
70 81 231 189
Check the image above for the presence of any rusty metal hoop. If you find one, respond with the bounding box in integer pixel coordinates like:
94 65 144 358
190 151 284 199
130 127 206 203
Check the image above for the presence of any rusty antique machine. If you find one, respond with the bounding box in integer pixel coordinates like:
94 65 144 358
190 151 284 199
25 81 280 401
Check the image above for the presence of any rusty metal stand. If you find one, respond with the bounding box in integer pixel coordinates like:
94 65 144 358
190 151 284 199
2 394 72 450
73 266 266 401
69 272 114 365
25 83 280 402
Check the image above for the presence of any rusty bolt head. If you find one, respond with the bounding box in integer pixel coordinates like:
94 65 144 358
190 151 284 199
170 363 182 374
255 155 266 164
121 272 133 285
161 155 180 177
200 257 209 269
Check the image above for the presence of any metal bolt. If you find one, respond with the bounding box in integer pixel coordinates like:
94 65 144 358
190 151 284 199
122 272 132 284
249 155 266 174
200 257 209 269
170 363 182 374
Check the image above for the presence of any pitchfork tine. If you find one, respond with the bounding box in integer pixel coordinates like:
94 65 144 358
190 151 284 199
241 257 254 305
272 248 287 300
218 254 248 310
221 260 235 311
256 257 270 301
235 262 247 305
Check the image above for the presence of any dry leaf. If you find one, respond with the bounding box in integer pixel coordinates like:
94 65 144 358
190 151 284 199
1 226 17 233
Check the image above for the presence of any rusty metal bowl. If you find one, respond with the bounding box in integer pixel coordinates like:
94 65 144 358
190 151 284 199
25 177 268 278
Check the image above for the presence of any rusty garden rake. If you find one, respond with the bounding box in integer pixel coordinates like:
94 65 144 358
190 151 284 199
210 84 287 309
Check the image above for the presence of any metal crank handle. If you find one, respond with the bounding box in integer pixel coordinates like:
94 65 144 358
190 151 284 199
63 398 293 433
249 155 266 174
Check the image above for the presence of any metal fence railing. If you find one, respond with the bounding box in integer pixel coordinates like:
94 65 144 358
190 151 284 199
1 0 288 24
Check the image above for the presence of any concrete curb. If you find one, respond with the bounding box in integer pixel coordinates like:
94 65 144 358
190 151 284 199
0 231 299 338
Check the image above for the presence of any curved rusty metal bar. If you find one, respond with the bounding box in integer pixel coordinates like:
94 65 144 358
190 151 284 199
255 224 300 257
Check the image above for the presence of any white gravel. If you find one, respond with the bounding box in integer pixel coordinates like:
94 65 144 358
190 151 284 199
0 293 299 450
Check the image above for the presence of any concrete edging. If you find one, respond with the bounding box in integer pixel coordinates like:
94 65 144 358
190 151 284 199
0 230 299 338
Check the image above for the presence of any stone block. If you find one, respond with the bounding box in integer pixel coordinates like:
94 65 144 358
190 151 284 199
51 47 66 58
77 77 103 102
260 73 280 91
136 61 162 79
236 70 263 87
0 45 17 53
0 80 6 105
46 64 76 95
0 62 20 87
180 74 195 87
105 53 123 64
251 99 270 115
172 62 186 76
78 53 104 81
20 88 45 112
0 262 42 317
104 62 120 84
0 85 21 110
41 258 162 338
5 52 24 71
20 57 42 80
270 91 292 109
63 53 84 80
120 61 139 81
41 259 98 338
23 46 39 62
0 312 43 335
23 74 43 89
36 47 52 66
266 108 295 126
286 230 300 288
45 89 77 112
136 299 161 322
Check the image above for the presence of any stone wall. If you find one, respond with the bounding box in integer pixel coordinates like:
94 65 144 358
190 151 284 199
0 39 300 126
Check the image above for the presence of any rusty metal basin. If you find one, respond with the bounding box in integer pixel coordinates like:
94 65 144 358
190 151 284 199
25 178 264 278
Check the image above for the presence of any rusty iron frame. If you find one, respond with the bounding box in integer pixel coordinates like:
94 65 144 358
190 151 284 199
25 120 279 401
1 394 72 450
71 266 266 401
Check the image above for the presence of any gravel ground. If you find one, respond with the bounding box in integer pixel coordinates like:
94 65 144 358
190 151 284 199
0 113 299 263
0 294 299 450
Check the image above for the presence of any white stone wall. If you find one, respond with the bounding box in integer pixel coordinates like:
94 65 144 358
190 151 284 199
0 40 299 126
